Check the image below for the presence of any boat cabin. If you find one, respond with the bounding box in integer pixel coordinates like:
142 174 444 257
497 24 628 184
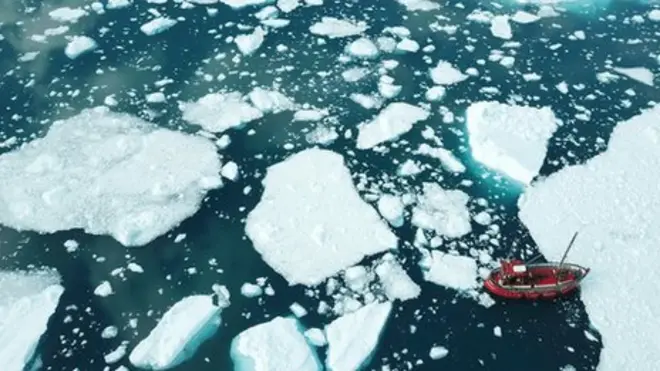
499 260 533 285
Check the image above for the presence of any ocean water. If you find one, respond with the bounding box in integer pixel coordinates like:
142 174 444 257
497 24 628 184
0 0 658 370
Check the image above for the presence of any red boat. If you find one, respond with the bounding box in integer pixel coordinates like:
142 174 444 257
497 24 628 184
484 232 590 300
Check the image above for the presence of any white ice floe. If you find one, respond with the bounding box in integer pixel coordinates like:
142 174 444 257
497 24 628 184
220 0 272 8
649 9 660 21
375 254 421 301
140 17 177 36
345 37 379 59
415 144 466 173
146 92 166 104
94 281 113 297
395 0 440 11
49 7 87 23
309 17 368 38
465 101 559 184
107 0 132 9
429 345 449 360
0 269 64 371
247 87 295 113
430 61 468 85
420 250 479 291
277 0 300 13
129 295 225 370
0 107 222 246
490 15 512 40
64 36 98 59
304 328 327 347
377 194 405 227
356 102 430 149
231 317 321 371
511 10 540 24
180 92 263 133
221 161 239 181
611 66 655 86
293 108 328 122
518 106 660 371
305 126 338 145
245 148 397 286
412 183 472 239
325 301 392 371
235 27 266 55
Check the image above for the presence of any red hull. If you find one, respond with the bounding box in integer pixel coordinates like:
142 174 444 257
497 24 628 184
484 262 590 300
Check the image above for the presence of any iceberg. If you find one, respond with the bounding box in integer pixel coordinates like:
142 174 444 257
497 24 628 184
231 316 321 371
0 107 222 247
129 294 225 370
0 269 64 371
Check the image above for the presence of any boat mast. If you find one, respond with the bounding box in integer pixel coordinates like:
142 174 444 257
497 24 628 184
558 231 580 268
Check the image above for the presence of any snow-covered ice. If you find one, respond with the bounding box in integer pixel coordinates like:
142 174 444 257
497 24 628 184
94 281 113 297
220 0 272 8
518 106 660 371
0 107 222 246
377 194 405 227
430 61 468 85
411 183 472 239
309 17 368 38
235 27 266 55
345 37 379 59
374 254 421 301
420 250 479 291
221 161 239 181
490 15 512 39
465 101 559 184
180 92 263 133
245 148 397 286
0 269 64 371
325 301 392 371
231 317 321 371
49 7 87 23
140 17 178 36
511 11 540 24
129 295 225 370
64 36 97 59
429 346 449 360
356 102 430 149
395 0 440 11
247 87 295 113
611 66 655 86
107 0 132 9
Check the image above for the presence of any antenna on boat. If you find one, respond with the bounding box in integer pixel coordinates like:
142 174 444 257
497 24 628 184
558 231 580 268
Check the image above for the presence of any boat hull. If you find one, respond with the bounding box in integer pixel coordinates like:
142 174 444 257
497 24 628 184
484 262 590 300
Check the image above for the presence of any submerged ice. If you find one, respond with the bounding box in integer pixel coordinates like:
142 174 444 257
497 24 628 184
245 148 397 286
0 107 222 246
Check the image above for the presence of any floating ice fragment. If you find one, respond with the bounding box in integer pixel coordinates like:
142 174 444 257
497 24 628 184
420 250 479 291
235 27 266 55
49 7 88 23
412 183 472 239
429 346 448 360
140 17 177 36
430 61 468 85
612 67 654 86
356 103 429 149
309 17 367 38
65 36 97 59
94 281 113 297
490 15 512 39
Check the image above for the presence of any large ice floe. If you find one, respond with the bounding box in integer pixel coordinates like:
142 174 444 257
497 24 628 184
231 316 322 371
518 106 660 371
0 269 64 371
0 107 222 246
466 101 559 184
129 294 227 370
356 102 430 149
245 148 397 286
325 301 392 371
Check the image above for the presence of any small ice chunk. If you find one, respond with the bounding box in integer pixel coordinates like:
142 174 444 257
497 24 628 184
490 15 512 39
127 263 144 273
411 183 472 239
306 126 338 145
247 87 295 113
235 27 266 55
420 250 479 291
231 317 321 370
473 211 492 226
105 343 127 364
425 86 446 101
345 37 379 59
245 149 397 286
94 281 113 297
304 328 327 347
395 0 439 11
356 102 430 149
240 283 263 297
325 302 392 371
146 92 166 104
465 101 559 184
0 269 64 371
649 9 660 21
289 302 308 318
64 36 97 59
429 346 449 360
396 38 419 53
140 17 177 36
398 159 422 176
343 265 372 292
102 326 119 339
309 17 368 38
377 194 405 227
430 61 468 85
493 325 502 337
129 295 222 370
342 67 369 82
375 254 421 301
612 67 655 86
220 0 272 8
221 161 239 181
293 109 327 122
277 0 300 12
107 0 133 9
